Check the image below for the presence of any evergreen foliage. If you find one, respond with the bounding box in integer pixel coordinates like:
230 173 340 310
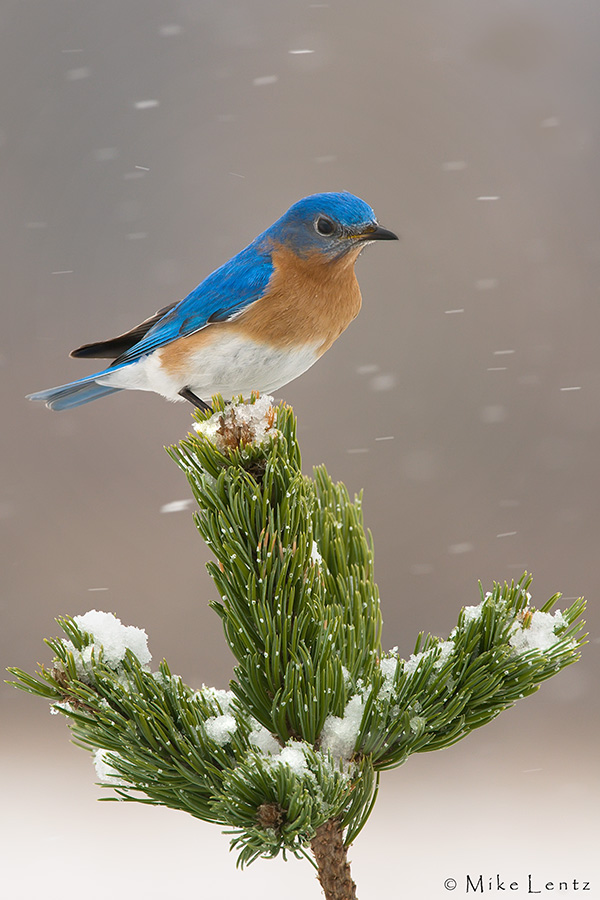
8 395 586 883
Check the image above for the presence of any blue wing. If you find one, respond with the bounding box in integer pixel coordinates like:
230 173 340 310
113 241 274 365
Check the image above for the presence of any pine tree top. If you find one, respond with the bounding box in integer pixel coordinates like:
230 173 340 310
8 395 586 889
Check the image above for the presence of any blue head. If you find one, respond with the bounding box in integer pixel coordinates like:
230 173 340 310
260 191 398 259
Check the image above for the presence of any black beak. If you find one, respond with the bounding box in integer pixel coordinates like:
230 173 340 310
362 224 399 241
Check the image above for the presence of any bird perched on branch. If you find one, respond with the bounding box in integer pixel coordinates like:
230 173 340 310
28 191 397 412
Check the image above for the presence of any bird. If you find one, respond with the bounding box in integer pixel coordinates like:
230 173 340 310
27 191 398 412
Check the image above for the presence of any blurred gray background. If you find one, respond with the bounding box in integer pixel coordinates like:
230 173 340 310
2 1 598 897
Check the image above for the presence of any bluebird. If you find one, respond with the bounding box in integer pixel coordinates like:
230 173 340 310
27 192 397 412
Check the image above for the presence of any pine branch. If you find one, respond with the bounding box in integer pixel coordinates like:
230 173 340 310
7 394 586 900
311 819 357 900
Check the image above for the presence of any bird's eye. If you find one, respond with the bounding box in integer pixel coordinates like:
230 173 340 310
315 216 336 236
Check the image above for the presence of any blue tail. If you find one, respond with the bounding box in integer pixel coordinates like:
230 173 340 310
27 375 123 410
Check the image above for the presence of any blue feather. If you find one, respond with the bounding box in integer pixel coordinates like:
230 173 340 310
272 192 377 234
27 376 123 410
113 243 274 365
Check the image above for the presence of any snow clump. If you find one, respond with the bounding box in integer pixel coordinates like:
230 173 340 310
93 748 126 786
403 639 455 676
249 723 282 755
509 609 567 654
193 394 278 452
204 713 238 746
63 610 151 681
320 694 365 762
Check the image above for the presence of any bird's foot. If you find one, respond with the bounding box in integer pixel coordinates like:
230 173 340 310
178 387 213 414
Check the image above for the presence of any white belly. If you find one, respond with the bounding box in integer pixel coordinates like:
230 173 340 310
97 334 320 402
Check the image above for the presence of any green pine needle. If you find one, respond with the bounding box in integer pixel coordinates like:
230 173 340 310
7 395 586 867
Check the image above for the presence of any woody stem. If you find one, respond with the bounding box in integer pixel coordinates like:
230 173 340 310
310 818 358 900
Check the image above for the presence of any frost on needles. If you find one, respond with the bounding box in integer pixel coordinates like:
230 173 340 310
8 394 586 899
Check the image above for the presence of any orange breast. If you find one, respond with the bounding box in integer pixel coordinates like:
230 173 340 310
237 244 363 355
157 323 227 375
